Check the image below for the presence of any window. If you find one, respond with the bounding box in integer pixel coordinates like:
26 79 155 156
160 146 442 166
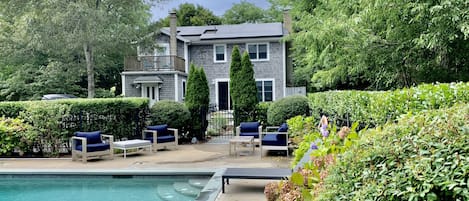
247 43 269 61
256 80 273 102
182 80 186 100
213 44 226 62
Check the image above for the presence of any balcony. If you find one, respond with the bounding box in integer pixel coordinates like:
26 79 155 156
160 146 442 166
124 56 185 73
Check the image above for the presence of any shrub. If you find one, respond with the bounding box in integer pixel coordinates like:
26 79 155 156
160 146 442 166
267 95 310 125
149 100 190 131
309 82 469 127
0 117 37 156
256 102 271 126
316 103 469 200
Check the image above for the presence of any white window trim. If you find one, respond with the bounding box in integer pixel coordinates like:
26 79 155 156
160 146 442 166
213 44 227 63
256 79 275 102
182 79 186 101
246 43 270 61
214 78 231 111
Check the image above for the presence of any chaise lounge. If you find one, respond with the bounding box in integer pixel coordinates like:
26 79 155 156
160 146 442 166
142 124 178 152
71 131 114 163
260 123 289 157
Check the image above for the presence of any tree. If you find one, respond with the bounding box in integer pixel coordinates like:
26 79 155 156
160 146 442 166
229 46 242 125
0 1 153 99
185 64 210 140
222 1 266 24
160 3 221 26
288 0 469 91
237 51 259 122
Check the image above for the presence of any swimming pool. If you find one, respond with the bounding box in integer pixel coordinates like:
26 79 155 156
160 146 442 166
0 170 223 201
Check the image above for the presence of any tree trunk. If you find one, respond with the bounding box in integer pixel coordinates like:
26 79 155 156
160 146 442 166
83 43 95 98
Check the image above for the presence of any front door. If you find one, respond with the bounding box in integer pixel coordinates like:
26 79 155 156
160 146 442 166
218 81 231 110
142 84 159 107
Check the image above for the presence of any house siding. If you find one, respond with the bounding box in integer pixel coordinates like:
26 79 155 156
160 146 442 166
156 34 185 58
122 72 187 101
189 41 285 105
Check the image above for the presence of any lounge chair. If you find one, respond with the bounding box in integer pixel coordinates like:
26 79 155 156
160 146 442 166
71 131 114 163
236 122 262 144
142 124 178 152
260 123 289 157
222 168 291 193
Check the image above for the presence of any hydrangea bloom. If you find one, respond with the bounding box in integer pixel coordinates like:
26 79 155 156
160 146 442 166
310 143 318 150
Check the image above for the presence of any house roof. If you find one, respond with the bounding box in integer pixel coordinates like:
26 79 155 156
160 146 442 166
161 22 288 42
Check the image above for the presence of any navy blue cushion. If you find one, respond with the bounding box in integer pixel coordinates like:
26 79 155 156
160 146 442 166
239 132 259 138
144 135 175 143
262 134 287 146
147 124 168 136
277 123 288 141
278 123 288 132
75 143 110 152
75 131 102 145
240 122 260 133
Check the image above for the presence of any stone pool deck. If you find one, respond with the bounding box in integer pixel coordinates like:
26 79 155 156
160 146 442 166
0 143 291 201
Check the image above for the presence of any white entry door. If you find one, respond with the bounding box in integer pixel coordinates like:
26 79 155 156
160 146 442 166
142 84 159 107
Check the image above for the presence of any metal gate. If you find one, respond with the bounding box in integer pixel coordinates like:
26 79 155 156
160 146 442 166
206 104 234 144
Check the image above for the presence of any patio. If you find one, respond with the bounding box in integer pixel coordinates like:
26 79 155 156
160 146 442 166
0 143 291 201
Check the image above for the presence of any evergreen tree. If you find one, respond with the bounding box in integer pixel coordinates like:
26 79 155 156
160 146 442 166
229 46 243 125
237 51 259 122
185 64 210 140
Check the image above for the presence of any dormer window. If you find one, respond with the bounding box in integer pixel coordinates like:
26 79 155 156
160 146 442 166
213 44 226 63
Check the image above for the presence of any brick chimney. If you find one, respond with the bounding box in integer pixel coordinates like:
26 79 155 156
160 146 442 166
283 9 292 33
169 11 177 56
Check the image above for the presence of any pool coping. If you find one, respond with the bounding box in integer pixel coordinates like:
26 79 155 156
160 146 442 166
0 168 224 201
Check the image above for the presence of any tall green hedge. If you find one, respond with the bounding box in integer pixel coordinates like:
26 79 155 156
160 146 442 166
317 103 469 200
267 95 310 125
0 97 149 156
309 82 469 127
185 64 210 140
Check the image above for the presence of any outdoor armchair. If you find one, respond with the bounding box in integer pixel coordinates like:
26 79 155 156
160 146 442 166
260 123 289 157
71 131 114 163
142 124 178 152
236 122 262 145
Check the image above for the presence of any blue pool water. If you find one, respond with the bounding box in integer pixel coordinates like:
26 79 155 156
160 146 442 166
0 175 210 201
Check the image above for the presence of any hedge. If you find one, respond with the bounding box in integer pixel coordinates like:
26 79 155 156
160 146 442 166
309 82 469 127
0 98 149 156
268 95 310 126
149 100 190 131
316 103 469 200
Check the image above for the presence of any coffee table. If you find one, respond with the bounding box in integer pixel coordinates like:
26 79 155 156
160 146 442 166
113 139 152 159
229 136 254 156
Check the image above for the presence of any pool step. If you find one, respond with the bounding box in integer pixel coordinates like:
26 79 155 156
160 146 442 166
157 184 194 201
173 182 200 197
188 179 209 189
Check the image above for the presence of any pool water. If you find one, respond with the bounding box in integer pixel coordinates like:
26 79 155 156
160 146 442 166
0 175 210 201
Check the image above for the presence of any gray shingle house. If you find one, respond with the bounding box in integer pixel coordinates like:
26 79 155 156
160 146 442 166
121 11 301 109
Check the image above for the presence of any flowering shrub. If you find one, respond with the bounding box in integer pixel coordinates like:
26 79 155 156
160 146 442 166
0 117 37 155
316 103 469 200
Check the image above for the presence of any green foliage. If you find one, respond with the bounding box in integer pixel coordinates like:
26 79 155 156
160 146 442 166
317 103 469 200
309 82 469 128
0 0 153 99
0 98 149 157
289 0 469 91
20 102 71 157
149 100 190 131
268 95 310 126
159 3 221 26
255 102 271 126
222 0 266 24
0 117 37 156
234 51 259 124
185 64 210 139
229 46 242 105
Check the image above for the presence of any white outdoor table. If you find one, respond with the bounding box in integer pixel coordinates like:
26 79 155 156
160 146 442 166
229 136 254 156
113 139 152 159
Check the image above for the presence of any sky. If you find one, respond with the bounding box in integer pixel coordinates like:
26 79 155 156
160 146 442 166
151 0 271 21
